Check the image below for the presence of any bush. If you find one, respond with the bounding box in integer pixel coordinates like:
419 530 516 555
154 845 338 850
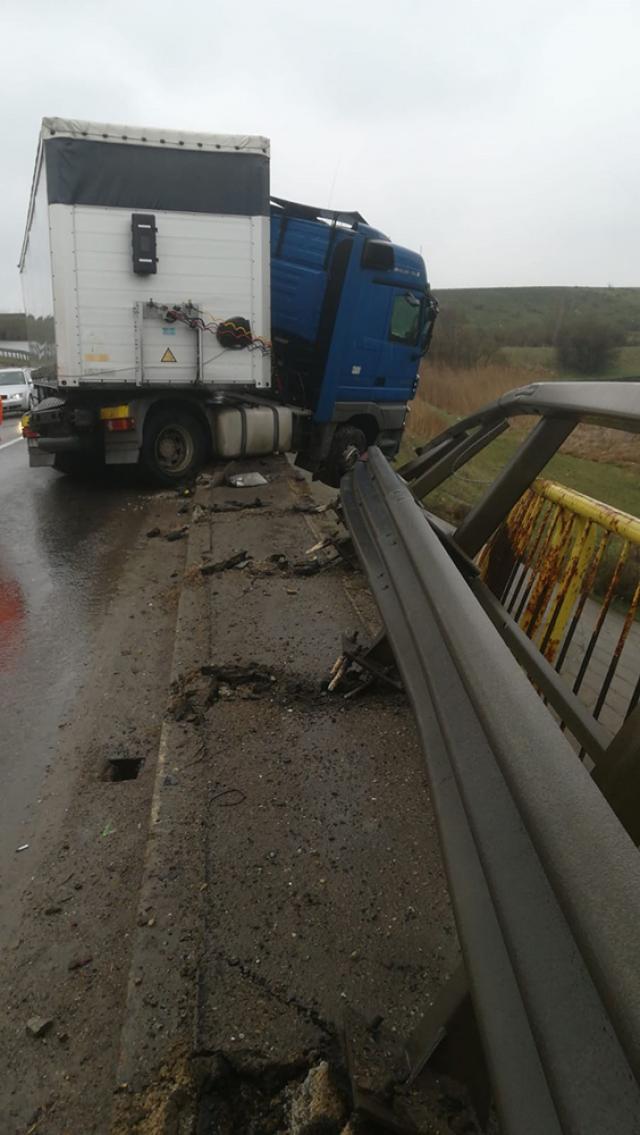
555 318 621 374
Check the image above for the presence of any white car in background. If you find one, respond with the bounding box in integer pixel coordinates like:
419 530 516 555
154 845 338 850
0 368 34 415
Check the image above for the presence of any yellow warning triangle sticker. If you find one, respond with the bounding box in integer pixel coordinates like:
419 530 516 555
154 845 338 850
161 347 177 363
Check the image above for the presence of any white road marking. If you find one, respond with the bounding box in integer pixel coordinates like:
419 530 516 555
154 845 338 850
0 436 23 452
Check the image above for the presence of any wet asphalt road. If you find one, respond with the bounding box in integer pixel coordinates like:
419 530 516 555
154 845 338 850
0 416 142 941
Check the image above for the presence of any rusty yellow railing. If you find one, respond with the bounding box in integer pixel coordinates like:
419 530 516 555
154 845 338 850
478 478 640 748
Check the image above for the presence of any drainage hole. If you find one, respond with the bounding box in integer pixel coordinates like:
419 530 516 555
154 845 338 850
103 757 144 782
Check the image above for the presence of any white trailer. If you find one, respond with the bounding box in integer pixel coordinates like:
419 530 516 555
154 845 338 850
19 118 292 481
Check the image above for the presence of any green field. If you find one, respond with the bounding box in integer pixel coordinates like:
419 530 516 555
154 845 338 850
424 427 638 519
400 414 638 518
435 286 640 345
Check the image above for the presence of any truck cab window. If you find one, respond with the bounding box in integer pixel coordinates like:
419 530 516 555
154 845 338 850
389 293 422 346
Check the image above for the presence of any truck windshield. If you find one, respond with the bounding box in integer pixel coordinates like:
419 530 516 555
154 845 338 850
0 371 26 386
389 293 422 346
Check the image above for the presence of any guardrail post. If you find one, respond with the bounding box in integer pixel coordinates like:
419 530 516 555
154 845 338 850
454 417 576 558
406 421 508 501
592 706 640 842
403 966 491 1125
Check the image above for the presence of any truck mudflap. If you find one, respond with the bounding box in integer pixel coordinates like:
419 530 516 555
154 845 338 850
34 435 87 453
26 441 55 468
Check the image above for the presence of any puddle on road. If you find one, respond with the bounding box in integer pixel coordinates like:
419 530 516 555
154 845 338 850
0 568 26 673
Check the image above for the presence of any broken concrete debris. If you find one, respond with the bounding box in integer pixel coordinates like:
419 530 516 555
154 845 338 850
292 558 323 577
189 1056 353 1135
200 550 252 575
68 956 93 972
287 1061 348 1134
292 500 335 515
209 497 264 513
226 471 268 488
26 1016 53 1038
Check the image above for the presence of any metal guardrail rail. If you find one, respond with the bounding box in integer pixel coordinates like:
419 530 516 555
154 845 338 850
342 447 640 1133
340 383 640 1133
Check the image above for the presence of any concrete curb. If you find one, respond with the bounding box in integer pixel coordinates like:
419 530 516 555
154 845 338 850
111 481 214 1121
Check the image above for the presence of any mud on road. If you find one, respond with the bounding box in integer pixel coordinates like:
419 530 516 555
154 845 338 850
1 456 482 1135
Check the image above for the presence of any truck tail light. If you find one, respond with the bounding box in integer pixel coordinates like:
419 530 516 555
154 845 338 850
100 405 135 432
21 413 39 439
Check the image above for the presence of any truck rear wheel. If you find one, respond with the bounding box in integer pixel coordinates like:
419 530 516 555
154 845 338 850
322 425 367 488
140 408 206 486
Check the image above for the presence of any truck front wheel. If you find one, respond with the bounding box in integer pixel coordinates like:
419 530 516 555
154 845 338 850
321 425 367 488
140 409 207 486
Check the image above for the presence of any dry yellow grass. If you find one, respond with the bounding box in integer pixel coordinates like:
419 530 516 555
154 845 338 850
413 362 639 466
405 399 449 441
561 425 639 467
418 361 548 419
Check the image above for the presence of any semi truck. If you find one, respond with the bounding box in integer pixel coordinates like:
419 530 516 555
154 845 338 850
20 118 437 486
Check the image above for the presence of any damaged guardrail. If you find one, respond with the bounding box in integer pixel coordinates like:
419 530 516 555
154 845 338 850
399 381 640 838
339 383 640 1134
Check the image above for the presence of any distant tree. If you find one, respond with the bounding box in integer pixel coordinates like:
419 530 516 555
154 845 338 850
429 309 503 368
555 317 622 375
0 313 27 341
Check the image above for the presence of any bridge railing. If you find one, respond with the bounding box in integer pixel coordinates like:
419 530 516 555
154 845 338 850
0 348 31 364
477 476 640 754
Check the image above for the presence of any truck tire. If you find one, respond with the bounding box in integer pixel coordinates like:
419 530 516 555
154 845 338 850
140 408 206 486
322 425 367 488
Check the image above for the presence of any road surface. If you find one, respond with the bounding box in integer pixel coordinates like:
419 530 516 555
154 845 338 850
0 418 146 942
0 421 191 1133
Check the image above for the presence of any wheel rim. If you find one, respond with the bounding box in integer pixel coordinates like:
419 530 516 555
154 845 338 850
154 424 195 475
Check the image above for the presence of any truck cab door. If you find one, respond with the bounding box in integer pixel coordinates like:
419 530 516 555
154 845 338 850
341 284 424 402
344 282 393 395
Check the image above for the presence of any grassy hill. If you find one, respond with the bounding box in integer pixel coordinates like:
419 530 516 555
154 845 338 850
434 286 640 346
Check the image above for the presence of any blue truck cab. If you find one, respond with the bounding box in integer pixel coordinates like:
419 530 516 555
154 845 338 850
270 198 437 484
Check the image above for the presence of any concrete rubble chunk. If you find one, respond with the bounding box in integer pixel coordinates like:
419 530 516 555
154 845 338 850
26 1016 53 1038
288 1061 347 1134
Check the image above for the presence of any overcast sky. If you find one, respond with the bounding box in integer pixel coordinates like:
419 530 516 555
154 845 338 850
2 0 639 309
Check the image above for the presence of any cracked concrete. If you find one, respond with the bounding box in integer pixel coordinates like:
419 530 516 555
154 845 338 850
112 455 477 1133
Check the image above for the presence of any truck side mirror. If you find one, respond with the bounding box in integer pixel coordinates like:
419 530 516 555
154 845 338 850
361 240 395 271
